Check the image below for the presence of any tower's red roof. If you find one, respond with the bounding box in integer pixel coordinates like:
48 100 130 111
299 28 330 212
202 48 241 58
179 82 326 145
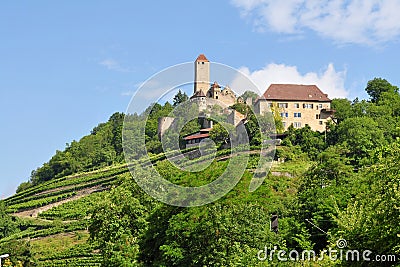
259 84 331 102
196 54 209 62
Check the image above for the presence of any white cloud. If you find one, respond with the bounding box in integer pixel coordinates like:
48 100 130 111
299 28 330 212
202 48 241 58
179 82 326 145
231 63 348 99
99 59 133 72
231 0 400 45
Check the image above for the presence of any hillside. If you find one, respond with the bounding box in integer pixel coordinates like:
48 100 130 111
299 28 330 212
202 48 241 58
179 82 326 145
0 148 306 266
1 164 130 266
0 78 399 266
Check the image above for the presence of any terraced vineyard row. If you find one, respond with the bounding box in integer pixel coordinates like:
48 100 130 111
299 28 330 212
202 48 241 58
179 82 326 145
0 220 89 243
6 164 129 205
38 191 108 220
36 256 102 267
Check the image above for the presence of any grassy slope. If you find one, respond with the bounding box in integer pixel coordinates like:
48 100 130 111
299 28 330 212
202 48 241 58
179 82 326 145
1 153 311 266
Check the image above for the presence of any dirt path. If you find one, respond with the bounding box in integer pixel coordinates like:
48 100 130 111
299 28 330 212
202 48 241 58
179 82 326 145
12 185 105 219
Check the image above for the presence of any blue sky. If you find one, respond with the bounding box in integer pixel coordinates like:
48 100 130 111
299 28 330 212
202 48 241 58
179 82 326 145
1 0 400 198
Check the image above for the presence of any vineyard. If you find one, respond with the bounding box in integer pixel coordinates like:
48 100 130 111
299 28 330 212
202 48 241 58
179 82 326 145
0 163 131 266
0 148 274 266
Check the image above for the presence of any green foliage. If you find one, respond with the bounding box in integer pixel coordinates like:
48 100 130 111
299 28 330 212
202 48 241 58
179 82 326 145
365 77 399 103
157 203 278 266
230 102 250 115
209 123 232 147
7 192 76 212
5 166 125 214
16 181 33 193
335 116 387 166
89 184 149 266
0 201 19 239
331 140 400 256
0 239 34 266
284 125 326 160
39 191 108 220
5 76 400 266
331 98 352 123
173 89 189 107
30 112 125 185
240 90 259 104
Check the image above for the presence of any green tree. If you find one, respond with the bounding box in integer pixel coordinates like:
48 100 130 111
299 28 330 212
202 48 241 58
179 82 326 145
15 181 32 193
365 77 399 103
285 125 326 160
89 185 148 266
209 123 232 147
152 203 281 266
0 240 33 267
240 90 259 104
0 201 18 239
335 117 387 165
331 98 352 123
173 90 189 107
331 140 400 256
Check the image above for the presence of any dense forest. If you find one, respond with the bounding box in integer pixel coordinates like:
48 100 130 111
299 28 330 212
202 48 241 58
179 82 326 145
1 78 399 266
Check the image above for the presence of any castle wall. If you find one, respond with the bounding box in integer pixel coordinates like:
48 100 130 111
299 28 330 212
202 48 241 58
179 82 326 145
157 117 175 139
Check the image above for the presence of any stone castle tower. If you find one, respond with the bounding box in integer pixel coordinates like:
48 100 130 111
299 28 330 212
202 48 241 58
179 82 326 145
194 54 210 96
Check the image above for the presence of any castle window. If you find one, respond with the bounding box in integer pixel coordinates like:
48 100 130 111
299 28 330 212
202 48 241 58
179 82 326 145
278 103 288 108
268 103 273 108
319 121 324 125
318 104 323 109
294 122 302 128
294 112 301 118
316 114 321 119
202 62 204 64
294 103 300 108
216 96 218 99
303 103 313 109
280 112 288 118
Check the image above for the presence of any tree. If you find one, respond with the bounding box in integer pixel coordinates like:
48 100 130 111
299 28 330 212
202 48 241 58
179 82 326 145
173 90 189 107
240 91 259 104
335 116 387 166
230 102 250 115
109 112 124 158
331 98 352 123
153 203 280 266
244 113 262 146
284 125 326 160
0 240 33 266
209 123 232 147
365 77 399 103
16 181 32 193
331 140 400 256
89 185 148 266
0 201 18 239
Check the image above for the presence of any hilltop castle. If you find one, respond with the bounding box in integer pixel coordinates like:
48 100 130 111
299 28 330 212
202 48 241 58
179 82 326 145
158 54 334 146
191 54 238 107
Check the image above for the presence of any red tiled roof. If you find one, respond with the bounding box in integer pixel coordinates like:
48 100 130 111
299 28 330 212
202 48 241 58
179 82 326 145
183 133 210 141
259 84 331 102
196 54 209 62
